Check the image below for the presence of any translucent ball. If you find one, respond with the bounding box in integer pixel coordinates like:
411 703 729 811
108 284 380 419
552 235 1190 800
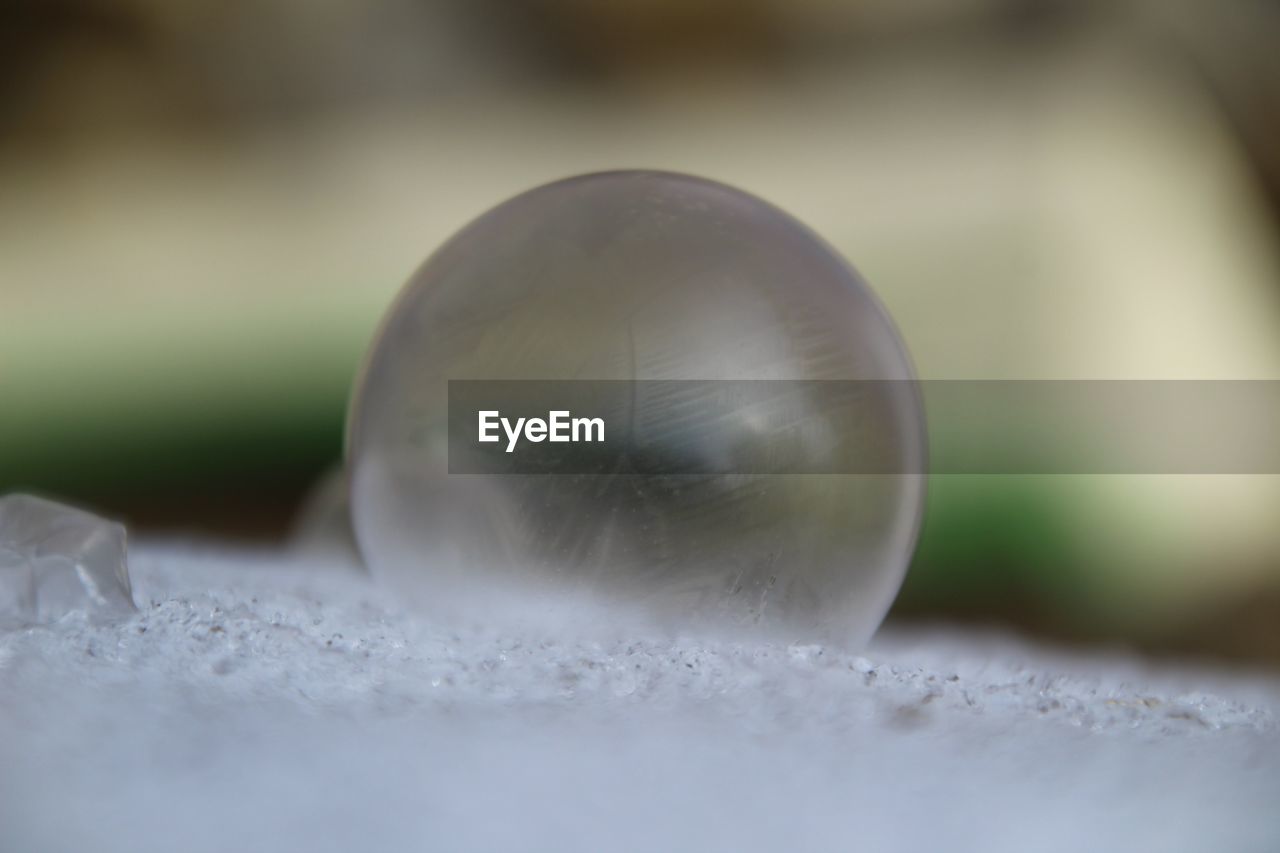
347 171 925 645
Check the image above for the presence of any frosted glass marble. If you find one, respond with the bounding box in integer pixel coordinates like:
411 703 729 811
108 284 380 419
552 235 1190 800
347 171 924 645
0 494 136 625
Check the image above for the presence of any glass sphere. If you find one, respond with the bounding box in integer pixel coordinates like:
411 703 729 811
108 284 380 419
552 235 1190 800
347 171 924 646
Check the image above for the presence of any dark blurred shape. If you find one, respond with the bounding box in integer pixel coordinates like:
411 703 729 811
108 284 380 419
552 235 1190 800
509 0 781 78
1164 1 1280 221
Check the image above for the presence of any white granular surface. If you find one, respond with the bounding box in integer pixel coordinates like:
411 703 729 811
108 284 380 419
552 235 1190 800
2 545 1278 853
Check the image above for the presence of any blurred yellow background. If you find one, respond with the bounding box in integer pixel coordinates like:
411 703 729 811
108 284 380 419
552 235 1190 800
2 0 1279 660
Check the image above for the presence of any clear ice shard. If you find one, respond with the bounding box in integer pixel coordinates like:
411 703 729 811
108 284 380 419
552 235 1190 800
0 494 136 625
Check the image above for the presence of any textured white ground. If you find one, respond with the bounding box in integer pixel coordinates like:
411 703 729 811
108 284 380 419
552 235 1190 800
2 545 1278 853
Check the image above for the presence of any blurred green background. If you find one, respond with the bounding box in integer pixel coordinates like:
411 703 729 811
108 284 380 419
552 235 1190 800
3 0 1279 661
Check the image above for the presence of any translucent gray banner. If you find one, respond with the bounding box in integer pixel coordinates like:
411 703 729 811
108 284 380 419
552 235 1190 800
447 380 1280 474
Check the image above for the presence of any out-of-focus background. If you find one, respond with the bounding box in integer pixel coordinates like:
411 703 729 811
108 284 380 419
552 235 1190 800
2 0 1279 662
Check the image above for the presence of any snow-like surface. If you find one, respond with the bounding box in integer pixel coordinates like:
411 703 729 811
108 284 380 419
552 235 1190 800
2 545 1278 853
